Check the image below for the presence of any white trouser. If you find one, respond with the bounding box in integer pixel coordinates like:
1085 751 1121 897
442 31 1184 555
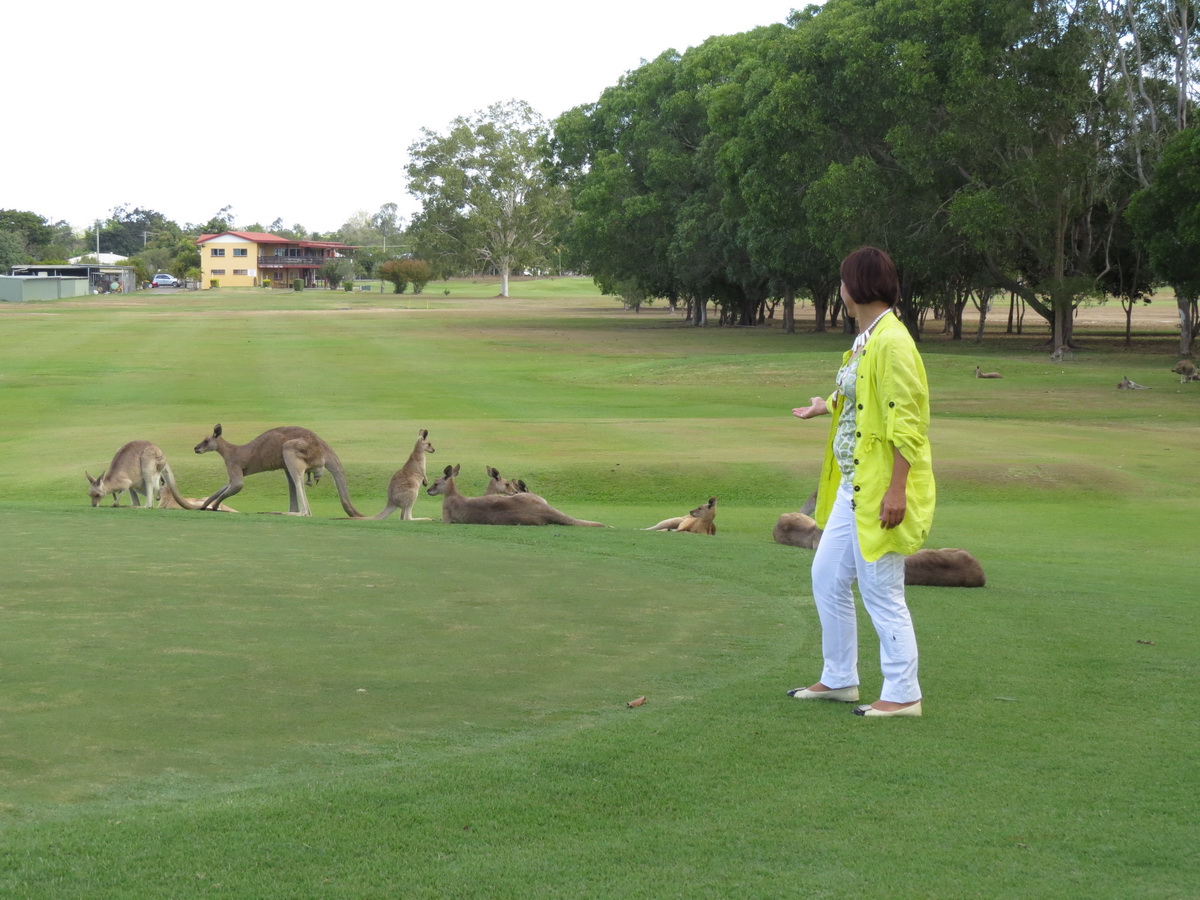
810 481 921 703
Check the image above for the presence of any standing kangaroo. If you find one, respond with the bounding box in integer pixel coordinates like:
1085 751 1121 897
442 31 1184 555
427 464 605 526
644 497 718 534
349 429 435 521
86 440 198 509
194 423 363 517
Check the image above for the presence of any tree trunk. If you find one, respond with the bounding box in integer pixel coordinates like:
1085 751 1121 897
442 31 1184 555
1178 291 1195 357
783 286 795 335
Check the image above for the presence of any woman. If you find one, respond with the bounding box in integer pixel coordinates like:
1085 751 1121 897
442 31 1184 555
788 247 935 717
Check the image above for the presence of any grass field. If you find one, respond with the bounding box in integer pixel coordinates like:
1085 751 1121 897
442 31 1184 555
1 279 1197 898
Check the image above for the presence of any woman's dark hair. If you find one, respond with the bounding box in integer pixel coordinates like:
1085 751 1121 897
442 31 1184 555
840 246 900 308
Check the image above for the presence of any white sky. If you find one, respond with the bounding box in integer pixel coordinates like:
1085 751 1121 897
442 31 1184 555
4 0 799 235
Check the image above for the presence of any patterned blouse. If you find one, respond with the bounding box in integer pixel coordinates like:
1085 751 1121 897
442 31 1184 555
833 355 860 482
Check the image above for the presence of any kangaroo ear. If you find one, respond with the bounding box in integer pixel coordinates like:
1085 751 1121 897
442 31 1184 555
85 471 97 485
452 464 461 476
213 424 223 436
443 465 453 477
516 480 528 492
708 498 717 507
487 466 499 478
419 429 428 439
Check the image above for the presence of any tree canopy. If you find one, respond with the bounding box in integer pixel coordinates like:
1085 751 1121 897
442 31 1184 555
407 99 567 297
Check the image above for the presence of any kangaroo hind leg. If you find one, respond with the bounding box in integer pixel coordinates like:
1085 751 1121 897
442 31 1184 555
282 440 314 516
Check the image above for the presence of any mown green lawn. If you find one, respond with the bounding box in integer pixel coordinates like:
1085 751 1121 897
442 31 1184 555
0 281 1196 898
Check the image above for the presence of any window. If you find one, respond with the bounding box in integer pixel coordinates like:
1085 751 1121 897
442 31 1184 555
211 269 226 276
233 248 248 257
211 248 225 257
233 269 248 276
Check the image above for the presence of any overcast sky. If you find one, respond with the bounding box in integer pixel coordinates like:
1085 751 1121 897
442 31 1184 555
5 0 799 235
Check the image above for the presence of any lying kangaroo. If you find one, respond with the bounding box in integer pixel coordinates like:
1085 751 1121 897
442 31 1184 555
1117 376 1150 390
773 490 822 548
644 497 718 534
349 429 435 521
484 465 524 496
904 548 986 587
1172 360 1197 383
194 423 363 517
427 464 605 526
87 440 198 509
974 366 1002 379
773 511 822 549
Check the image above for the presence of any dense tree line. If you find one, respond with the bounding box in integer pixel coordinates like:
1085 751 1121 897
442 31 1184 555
547 0 1199 352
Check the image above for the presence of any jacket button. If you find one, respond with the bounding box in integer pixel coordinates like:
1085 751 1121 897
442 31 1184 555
888 401 895 407
857 403 864 410
853 459 859 465
855 431 861 437
853 485 861 492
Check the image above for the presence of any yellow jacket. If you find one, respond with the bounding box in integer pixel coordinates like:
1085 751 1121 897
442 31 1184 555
813 312 935 561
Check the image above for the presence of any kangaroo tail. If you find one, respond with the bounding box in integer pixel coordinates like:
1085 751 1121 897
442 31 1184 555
325 451 364 518
161 464 201 510
340 505 397 521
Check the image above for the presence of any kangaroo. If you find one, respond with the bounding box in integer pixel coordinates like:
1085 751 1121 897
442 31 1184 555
1050 345 1074 363
644 497 718 534
1172 360 1197 383
86 440 199 509
484 466 524 496
974 366 1002 379
773 511 822 549
349 429 435 521
904 548 986 587
1117 376 1149 390
427 464 605 526
193 423 363 517
774 490 822 548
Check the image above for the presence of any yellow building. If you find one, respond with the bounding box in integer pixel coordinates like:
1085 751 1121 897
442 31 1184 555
195 231 354 289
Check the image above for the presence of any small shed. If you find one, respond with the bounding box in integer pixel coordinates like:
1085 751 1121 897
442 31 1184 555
0 275 91 302
8 263 137 296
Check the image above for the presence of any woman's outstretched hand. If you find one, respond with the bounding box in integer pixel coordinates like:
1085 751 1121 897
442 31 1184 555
792 396 829 419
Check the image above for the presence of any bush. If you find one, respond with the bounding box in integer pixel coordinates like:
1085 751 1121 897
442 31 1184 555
343 280 354 292
293 279 304 291
209 279 220 289
262 278 272 289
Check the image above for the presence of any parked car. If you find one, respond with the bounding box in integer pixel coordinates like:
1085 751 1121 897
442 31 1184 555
151 273 180 288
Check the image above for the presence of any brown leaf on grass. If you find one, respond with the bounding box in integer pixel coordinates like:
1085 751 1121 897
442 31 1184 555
626 696 646 708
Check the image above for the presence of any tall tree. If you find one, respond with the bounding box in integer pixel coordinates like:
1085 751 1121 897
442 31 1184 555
407 100 564 297
1127 126 1200 356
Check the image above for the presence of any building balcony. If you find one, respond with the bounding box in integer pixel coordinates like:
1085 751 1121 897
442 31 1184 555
258 255 327 268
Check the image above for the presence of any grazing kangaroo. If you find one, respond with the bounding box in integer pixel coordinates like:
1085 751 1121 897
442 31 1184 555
427 464 605 526
193 423 363 517
644 497 718 534
86 440 198 509
974 366 1002 379
1172 360 1197 383
904 548 986 587
349 429 435 521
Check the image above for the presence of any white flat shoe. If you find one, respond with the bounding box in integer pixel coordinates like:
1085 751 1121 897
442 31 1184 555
853 701 922 717
787 686 860 702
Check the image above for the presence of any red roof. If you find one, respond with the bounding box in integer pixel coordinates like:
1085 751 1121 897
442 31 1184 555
194 231 351 249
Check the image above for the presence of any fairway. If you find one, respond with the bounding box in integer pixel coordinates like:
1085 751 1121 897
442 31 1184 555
1 282 1197 898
